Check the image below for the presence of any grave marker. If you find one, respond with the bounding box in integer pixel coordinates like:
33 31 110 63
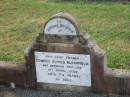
25 12 92 92
35 52 91 87
0 12 130 96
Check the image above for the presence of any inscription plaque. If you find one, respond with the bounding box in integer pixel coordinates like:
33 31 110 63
44 18 77 35
35 52 91 87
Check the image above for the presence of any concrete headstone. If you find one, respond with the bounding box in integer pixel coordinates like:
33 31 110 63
0 12 128 96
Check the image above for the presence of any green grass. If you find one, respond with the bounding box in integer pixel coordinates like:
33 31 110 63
0 0 130 69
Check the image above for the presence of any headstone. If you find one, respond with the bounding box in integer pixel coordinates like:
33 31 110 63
25 12 92 92
25 12 116 93
35 13 91 87
1 12 130 95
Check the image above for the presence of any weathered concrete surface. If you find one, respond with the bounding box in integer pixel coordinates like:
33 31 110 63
1 37 130 95
0 87 129 97
0 61 27 88
25 41 92 92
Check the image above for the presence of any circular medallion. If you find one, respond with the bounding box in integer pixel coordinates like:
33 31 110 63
44 13 79 36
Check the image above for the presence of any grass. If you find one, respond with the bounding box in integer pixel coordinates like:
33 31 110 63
0 0 130 69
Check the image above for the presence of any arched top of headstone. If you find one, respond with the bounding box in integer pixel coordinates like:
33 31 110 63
44 12 79 36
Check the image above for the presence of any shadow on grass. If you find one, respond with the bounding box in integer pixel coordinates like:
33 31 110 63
48 0 130 5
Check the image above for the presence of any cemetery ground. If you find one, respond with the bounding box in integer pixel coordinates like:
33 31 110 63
0 0 130 69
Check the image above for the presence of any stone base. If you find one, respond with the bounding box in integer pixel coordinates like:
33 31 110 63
0 87 128 97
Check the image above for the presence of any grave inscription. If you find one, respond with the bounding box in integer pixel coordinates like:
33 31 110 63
44 18 77 35
35 52 91 87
